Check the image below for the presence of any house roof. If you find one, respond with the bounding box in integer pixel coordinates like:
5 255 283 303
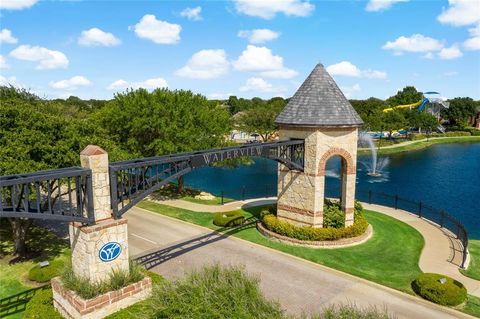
275 63 364 127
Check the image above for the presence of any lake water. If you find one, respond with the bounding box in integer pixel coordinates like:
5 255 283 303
185 143 480 239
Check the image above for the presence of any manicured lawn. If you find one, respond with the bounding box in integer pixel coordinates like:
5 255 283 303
359 136 480 155
136 201 424 293
460 240 480 281
462 294 480 318
0 219 70 319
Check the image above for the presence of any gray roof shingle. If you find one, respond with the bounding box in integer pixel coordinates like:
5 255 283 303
275 63 364 127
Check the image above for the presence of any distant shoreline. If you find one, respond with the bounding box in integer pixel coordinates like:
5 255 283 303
358 136 480 155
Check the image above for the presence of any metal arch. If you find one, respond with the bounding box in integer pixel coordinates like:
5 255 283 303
109 140 304 218
0 167 95 224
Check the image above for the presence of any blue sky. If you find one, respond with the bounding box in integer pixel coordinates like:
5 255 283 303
0 0 479 100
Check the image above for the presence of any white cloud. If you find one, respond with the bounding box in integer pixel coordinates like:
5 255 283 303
438 44 463 59
437 0 480 27
180 7 202 21
238 29 280 44
132 14 181 44
326 61 387 79
423 52 434 59
208 92 233 99
340 84 361 99
382 34 444 55
366 0 408 12
464 24 480 50
444 71 458 77
107 77 168 91
78 28 121 47
9 45 69 70
50 76 91 90
0 0 38 10
234 0 314 19
239 77 284 93
233 45 283 71
0 29 18 44
0 75 17 85
175 49 229 79
233 45 297 79
0 56 9 69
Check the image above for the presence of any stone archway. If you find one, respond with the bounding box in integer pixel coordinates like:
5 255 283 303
317 147 357 226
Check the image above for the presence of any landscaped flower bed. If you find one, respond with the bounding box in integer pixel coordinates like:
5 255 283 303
259 201 369 242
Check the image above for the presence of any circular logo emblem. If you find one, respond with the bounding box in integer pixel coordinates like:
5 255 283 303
99 242 122 262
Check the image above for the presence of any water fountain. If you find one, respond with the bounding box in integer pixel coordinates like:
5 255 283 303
359 132 382 177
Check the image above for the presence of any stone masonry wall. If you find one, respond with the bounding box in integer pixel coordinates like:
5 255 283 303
277 126 358 227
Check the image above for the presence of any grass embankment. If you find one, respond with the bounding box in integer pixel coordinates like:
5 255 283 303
461 240 480 281
137 201 423 293
359 136 480 155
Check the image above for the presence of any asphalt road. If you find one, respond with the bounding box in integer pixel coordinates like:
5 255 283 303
126 206 471 319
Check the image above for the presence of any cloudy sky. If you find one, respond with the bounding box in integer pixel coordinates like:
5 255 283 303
0 0 479 100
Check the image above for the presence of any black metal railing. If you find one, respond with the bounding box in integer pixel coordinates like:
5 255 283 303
109 140 304 218
0 167 94 224
189 185 469 268
358 190 469 269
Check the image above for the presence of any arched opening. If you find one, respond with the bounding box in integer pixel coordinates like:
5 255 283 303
317 147 356 226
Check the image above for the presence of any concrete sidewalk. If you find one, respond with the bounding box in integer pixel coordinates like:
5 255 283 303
127 206 474 319
150 197 480 297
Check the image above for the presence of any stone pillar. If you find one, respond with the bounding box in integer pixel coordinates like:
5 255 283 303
69 145 129 283
277 127 358 228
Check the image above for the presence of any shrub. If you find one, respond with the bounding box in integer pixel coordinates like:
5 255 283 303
411 134 426 141
308 304 396 319
61 260 145 299
145 264 284 319
445 131 471 137
323 201 345 228
412 273 467 306
213 211 245 227
24 288 63 319
28 259 65 283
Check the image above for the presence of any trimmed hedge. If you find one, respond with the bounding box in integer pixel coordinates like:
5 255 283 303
29 259 65 283
445 131 471 137
23 288 63 319
260 201 369 241
412 273 467 306
213 211 245 227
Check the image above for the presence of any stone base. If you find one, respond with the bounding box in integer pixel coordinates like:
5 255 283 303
257 222 373 249
52 276 152 319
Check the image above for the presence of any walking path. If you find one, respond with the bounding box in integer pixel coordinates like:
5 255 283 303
152 197 480 297
127 206 474 318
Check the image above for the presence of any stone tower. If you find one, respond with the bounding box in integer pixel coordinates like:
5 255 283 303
275 64 363 227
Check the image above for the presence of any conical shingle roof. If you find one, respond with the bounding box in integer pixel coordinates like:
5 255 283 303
276 64 363 127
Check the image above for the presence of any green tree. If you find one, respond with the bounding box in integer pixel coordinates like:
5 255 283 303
235 103 283 142
380 110 407 138
386 86 423 106
441 97 477 126
97 88 231 191
350 98 387 131
0 86 128 256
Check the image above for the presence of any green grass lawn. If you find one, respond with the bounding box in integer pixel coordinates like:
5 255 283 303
137 201 424 293
461 240 480 281
0 219 70 319
462 294 480 318
181 194 235 205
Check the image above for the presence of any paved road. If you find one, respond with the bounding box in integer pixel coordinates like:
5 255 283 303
126 206 472 319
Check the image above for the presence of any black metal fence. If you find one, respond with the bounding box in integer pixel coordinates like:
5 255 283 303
357 190 469 269
204 185 469 269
